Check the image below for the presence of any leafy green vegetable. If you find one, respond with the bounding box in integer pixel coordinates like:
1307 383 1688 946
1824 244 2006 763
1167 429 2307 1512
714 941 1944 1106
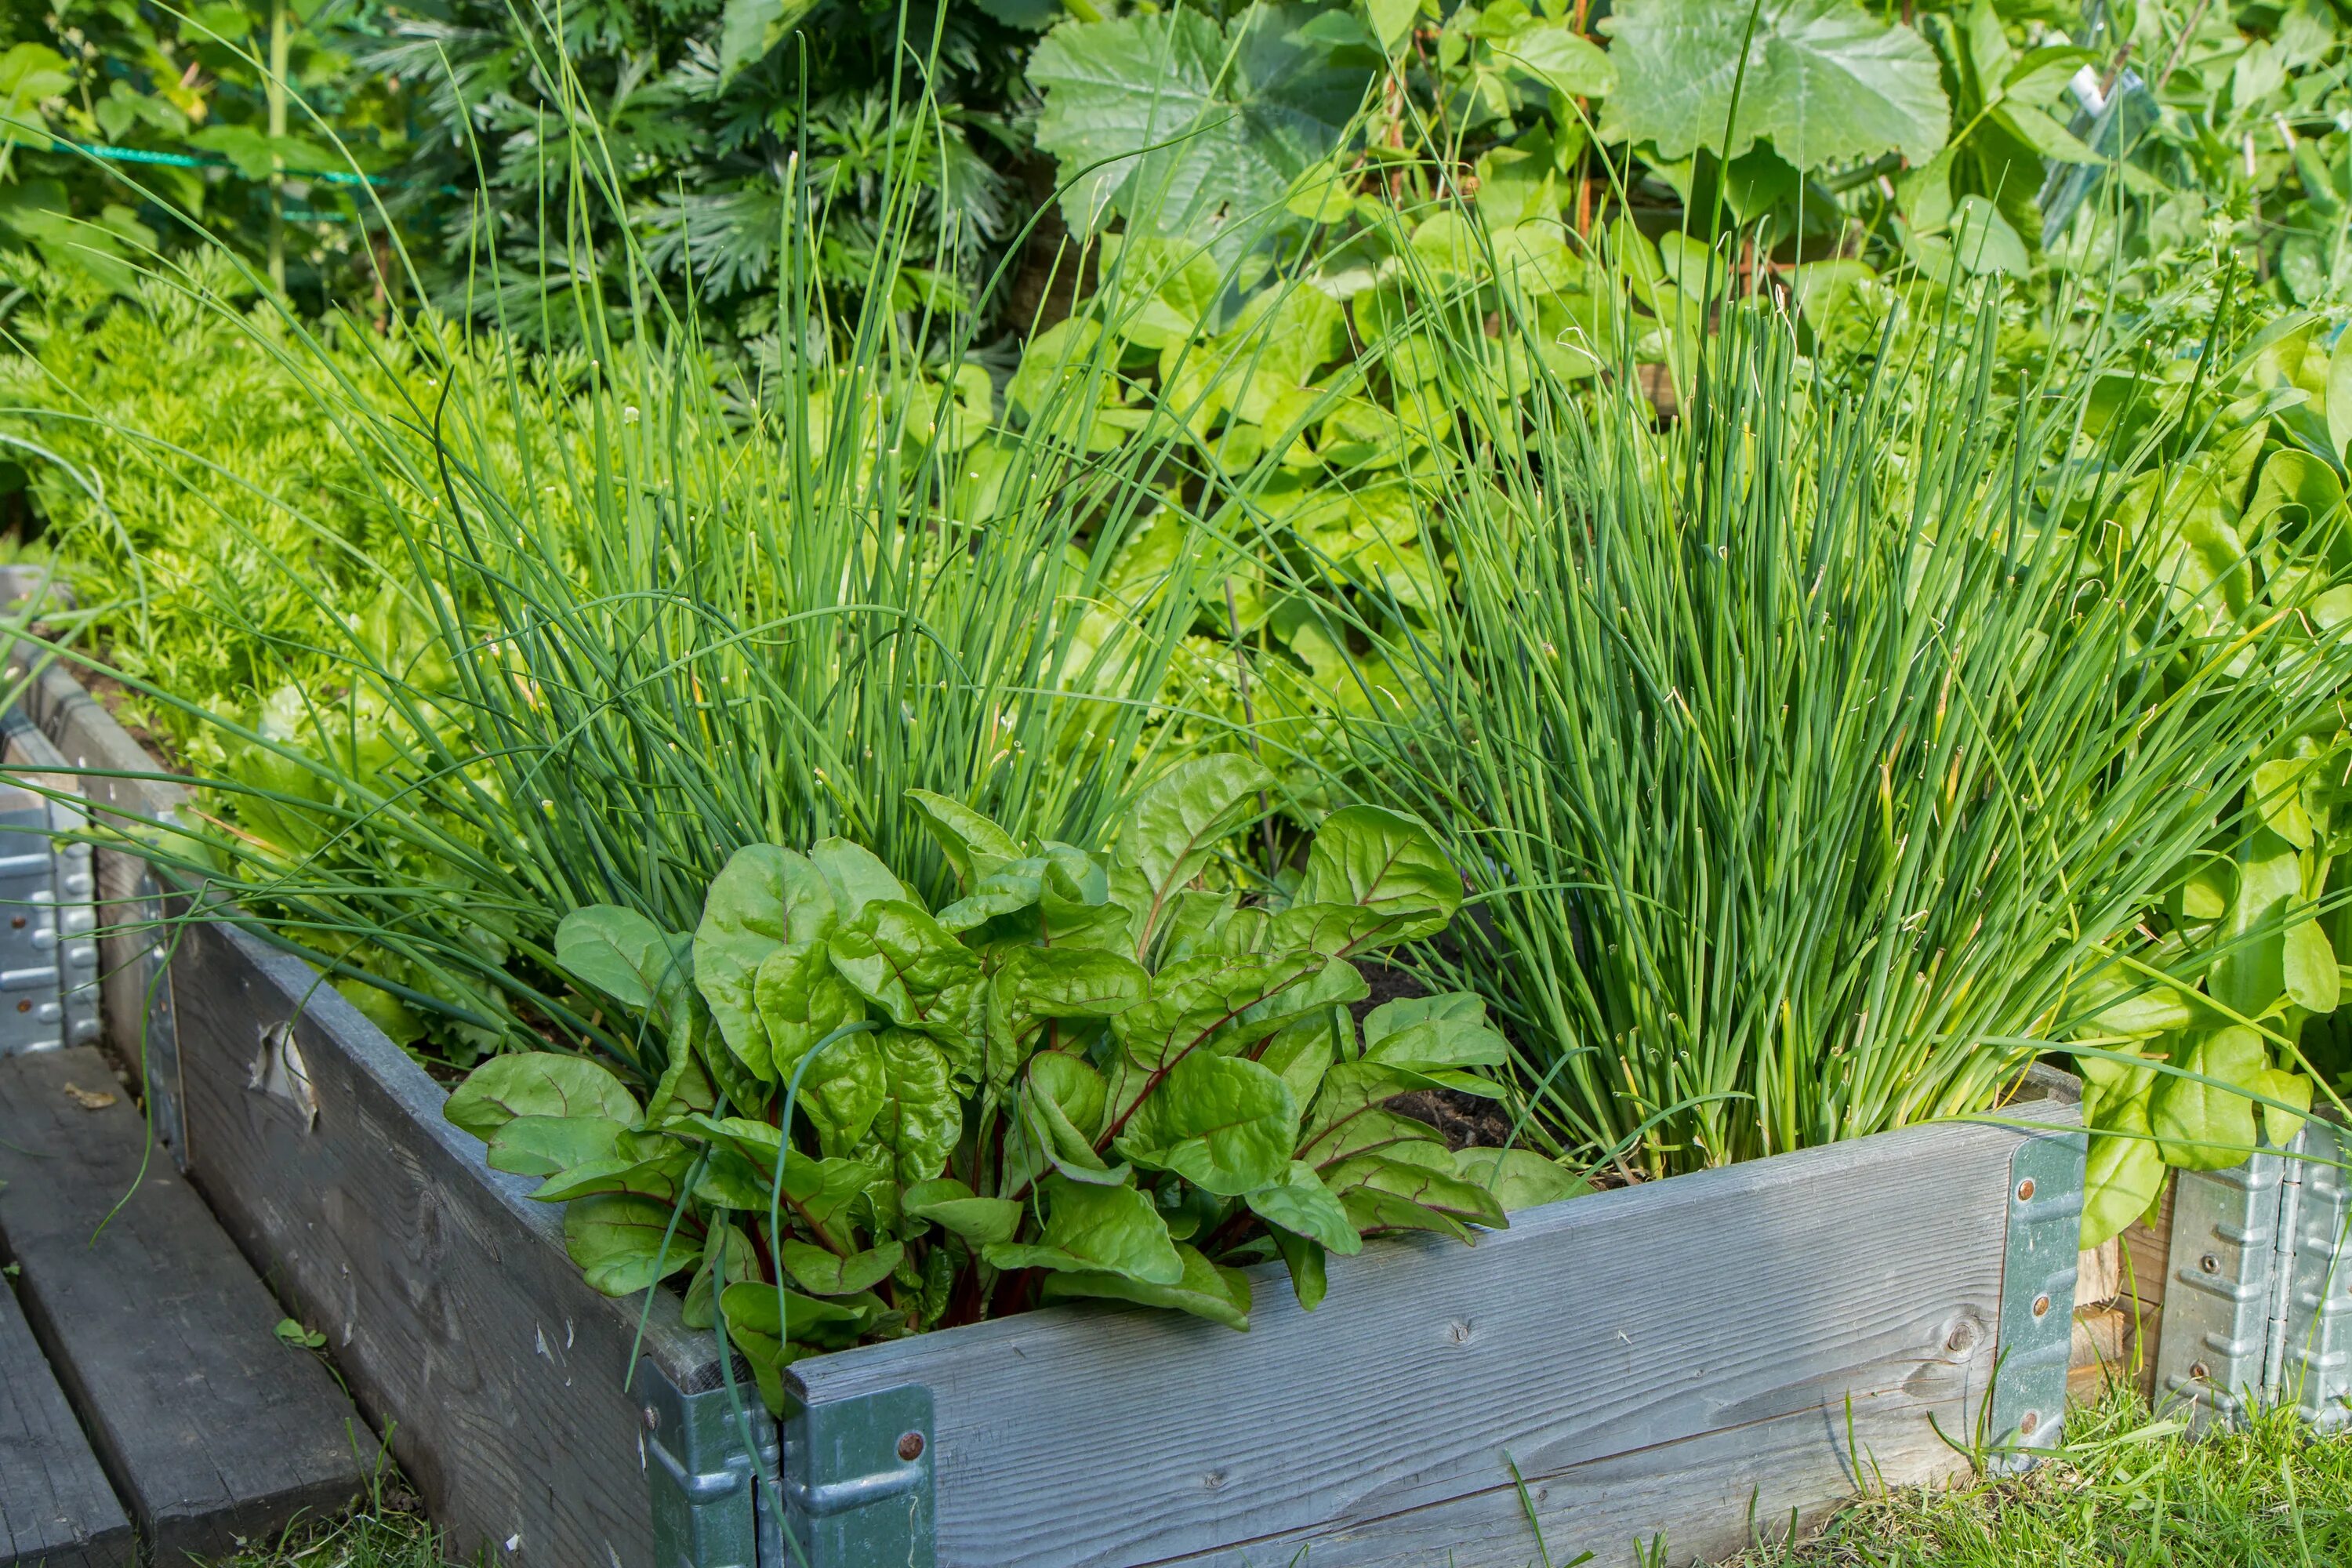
445 763 1537 1401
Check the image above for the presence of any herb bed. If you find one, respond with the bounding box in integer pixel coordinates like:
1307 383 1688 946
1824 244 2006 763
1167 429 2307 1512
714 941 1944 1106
10 647 2091 1568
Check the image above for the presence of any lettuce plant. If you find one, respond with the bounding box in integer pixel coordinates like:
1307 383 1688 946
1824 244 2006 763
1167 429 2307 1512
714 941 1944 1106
442 755 1575 1404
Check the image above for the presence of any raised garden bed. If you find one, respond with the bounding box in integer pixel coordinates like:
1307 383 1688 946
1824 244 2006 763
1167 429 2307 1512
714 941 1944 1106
5 640 2092 1568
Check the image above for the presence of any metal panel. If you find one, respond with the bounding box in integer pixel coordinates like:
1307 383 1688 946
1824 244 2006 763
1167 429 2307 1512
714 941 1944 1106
782 1382 933 1568
637 1363 779 1568
2154 1151 2288 1426
1989 1127 2087 1469
0 715 99 1058
2279 1117 2352 1432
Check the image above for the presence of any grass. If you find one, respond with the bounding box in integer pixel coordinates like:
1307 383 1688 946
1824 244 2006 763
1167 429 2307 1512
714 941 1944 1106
1728 1388 2352 1568
202 1472 470 1568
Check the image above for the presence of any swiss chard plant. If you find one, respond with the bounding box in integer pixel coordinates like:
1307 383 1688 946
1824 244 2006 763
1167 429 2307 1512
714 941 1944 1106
442 755 1577 1405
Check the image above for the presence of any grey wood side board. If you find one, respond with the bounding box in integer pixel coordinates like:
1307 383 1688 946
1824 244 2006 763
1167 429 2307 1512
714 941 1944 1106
0 625 2086 1568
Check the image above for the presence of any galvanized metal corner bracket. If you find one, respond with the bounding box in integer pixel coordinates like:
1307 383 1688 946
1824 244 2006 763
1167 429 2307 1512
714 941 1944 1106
0 712 99 1058
634 1363 932 1568
2158 1116 2352 1432
783 1381 935 1568
1989 1127 2086 1473
636 1363 782 1568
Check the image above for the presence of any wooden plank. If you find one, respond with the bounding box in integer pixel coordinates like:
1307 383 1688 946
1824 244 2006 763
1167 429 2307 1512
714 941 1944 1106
794 1116 2044 1568
0 1274 134 1568
2067 1307 2130 1404
1153 1382 1966 1568
2120 1181 2176 1399
0 1047 366 1561
167 918 721 1568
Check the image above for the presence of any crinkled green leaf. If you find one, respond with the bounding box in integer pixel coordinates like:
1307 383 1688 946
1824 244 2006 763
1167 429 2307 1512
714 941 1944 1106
1243 1160 1360 1252
904 1178 1023 1246
1291 805 1460 948
779 1238 905 1297
563 1193 697 1296
1038 1241 1252 1329
1454 1147 1586 1211
1116 1051 1299 1196
983 1174 1184 1284
907 789 1023 885
808 838 912 921
446 1051 640 1140
751 938 866 1080
866 1030 963 1185
694 845 837 1069
1107 753 1276 953
1029 5 1367 251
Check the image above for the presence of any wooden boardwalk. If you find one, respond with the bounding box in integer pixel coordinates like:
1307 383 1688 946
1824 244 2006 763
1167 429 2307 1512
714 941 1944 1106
0 1047 369 1565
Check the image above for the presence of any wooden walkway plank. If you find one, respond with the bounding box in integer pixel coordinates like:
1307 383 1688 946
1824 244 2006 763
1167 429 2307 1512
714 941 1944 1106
0 1273 133 1568
0 1047 368 1562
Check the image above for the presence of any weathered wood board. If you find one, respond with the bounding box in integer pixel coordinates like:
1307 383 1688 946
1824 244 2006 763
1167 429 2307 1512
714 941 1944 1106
793 1116 2063 1568
0 1047 366 1560
0 1272 134 1568
166 918 722 1568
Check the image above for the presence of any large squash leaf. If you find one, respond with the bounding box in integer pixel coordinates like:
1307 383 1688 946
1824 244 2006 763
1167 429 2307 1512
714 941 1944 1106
1029 5 1369 252
1599 0 1948 171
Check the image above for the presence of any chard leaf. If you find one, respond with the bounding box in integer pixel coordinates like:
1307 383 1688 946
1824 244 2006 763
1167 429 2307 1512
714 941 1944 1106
1326 1149 1509 1229
1291 805 1461 948
982 1174 1184 1285
996 944 1150 1023
2150 1026 2267 1171
563 1193 698 1295
779 1238 906 1297
1106 753 1276 955
866 1030 963 1185
532 1153 685 1203
827 902 984 1073
694 845 837 1071
1243 1160 1360 1253
487 1113 625 1178
1358 993 1510 1098
446 1051 641 1139
1112 950 1327 1070
906 789 1024 884
1039 1243 1252 1329
555 904 671 1011
808 838 912 921
751 938 866 1080
1454 1148 1587 1212
1116 1051 1300 1196
1272 1225 1330 1310
904 1178 1022 1246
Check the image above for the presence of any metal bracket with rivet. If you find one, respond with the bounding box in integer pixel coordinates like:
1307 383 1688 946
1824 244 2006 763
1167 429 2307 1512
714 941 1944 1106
635 1360 784 1568
0 711 100 1058
2154 1146 2289 1428
783 1380 934 1568
1989 1127 2087 1473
